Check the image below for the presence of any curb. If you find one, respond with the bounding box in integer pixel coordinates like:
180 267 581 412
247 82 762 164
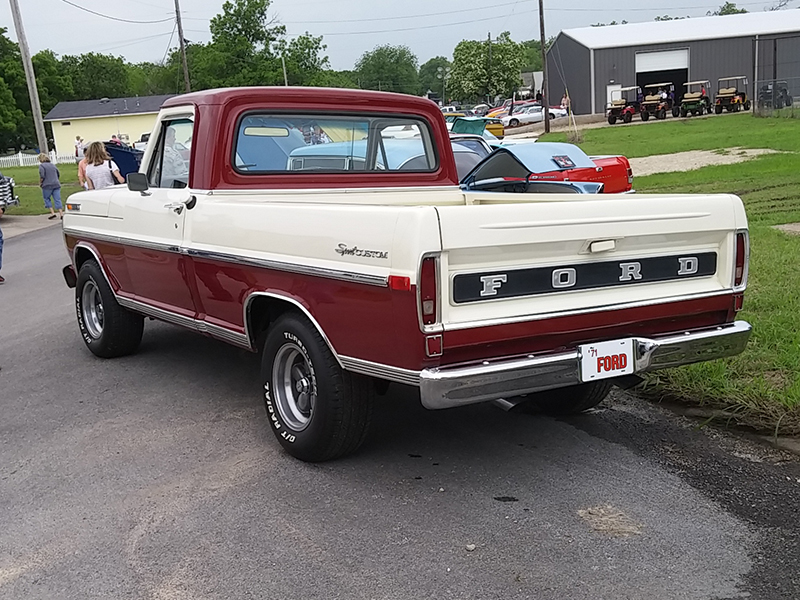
0 214 62 240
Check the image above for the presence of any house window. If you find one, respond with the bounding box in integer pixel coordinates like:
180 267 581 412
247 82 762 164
61 121 71 126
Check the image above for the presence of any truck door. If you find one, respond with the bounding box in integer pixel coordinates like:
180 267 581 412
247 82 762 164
119 113 197 321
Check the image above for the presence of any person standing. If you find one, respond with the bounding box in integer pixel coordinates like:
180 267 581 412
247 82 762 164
74 136 85 159
38 153 63 220
84 142 124 190
0 204 4 284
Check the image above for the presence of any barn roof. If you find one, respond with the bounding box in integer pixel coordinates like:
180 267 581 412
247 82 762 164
561 10 800 50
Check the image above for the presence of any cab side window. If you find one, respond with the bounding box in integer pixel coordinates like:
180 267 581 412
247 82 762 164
148 117 194 188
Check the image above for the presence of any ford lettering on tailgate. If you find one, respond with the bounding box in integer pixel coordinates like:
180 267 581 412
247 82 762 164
453 253 717 303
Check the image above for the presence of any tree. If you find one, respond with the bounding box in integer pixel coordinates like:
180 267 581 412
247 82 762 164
654 15 688 21
418 56 451 97
60 53 131 100
355 45 419 94
591 21 628 27
708 2 748 15
448 32 524 104
0 75 26 151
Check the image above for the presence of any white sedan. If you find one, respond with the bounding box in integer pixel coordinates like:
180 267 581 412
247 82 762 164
502 105 567 127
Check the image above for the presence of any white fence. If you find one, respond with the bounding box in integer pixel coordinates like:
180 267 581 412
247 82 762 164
0 151 77 169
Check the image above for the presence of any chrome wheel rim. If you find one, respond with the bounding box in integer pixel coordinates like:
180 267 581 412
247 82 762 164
81 279 104 339
273 342 316 432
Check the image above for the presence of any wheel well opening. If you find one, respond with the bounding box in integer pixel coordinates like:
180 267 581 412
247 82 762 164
73 247 95 270
247 295 306 350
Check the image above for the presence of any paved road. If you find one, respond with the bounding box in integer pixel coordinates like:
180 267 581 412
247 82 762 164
1 227 799 599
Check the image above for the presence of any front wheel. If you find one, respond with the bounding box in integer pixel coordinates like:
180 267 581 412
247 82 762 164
672 106 681 118
509 118 519 127
520 381 613 415
641 111 649 122
261 314 374 462
608 115 617 125
680 107 688 117
715 104 723 114
76 260 144 358
744 100 752 111
623 112 632 124
657 108 667 120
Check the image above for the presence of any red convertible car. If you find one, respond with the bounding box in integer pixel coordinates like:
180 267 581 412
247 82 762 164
450 135 633 194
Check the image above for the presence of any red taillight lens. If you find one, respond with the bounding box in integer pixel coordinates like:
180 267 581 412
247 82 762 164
734 231 748 289
419 257 438 325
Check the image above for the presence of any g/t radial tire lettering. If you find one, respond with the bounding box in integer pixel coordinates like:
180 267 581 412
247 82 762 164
519 381 613 416
261 313 374 462
75 259 144 358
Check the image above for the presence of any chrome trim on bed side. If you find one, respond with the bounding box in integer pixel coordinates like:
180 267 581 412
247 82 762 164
64 228 389 287
339 356 421 386
187 248 388 287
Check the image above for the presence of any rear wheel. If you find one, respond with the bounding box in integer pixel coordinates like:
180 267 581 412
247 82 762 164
75 260 144 358
680 107 688 117
608 115 617 125
744 100 752 111
715 104 723 115
623 112 632 124
509 118 519 127
672 106 681 118
520 381 613 416
641 111 650 122
261 314 374 462
657 108 667 120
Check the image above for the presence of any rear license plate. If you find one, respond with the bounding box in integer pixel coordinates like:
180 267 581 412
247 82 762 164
580 339 635 382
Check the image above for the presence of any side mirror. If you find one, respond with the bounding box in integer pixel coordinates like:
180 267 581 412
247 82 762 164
127 172 150 195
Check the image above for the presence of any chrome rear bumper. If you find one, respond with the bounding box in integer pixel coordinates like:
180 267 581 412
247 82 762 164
419 321 751 410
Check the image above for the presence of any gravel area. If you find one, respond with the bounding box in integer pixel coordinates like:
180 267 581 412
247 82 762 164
630 147 778 177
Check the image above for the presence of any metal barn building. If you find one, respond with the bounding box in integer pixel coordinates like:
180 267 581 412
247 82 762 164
546 11 800 115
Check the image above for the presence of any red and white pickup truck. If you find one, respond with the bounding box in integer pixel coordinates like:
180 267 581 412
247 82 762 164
62 87 751 461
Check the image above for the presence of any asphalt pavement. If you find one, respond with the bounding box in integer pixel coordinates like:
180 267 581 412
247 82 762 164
1 226 799 599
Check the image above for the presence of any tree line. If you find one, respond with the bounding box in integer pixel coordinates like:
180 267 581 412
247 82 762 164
0 0 545 151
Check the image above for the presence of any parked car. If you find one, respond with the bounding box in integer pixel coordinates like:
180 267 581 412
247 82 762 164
0 174 20 211
132 132 150 151
61 86 751 462
444 113 505 138
502 105 567 127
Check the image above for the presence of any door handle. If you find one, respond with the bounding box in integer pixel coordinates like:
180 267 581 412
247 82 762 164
164 202 185 215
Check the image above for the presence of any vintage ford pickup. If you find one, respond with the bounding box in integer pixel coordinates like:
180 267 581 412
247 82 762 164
62 87 751 461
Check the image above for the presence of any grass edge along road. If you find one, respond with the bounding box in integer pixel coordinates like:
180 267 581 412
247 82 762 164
546 114 800 435
1 163 81 215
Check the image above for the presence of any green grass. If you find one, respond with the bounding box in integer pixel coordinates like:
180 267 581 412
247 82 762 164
2 164 82 215
544 115 800 434
543 113 800 157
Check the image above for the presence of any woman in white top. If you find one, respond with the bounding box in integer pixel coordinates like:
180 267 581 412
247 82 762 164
84 142 124 190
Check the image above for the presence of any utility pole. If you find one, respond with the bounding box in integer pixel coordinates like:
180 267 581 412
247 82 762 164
487 32 493 105
8 0 48 152
538 0 550 133
173 0 191 93
281 54 289 86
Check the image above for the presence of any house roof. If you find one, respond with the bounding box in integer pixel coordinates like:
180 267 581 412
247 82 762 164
560 10 800 50
44 94 175 121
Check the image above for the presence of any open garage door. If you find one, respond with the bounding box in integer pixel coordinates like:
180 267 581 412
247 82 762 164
636 49 689 105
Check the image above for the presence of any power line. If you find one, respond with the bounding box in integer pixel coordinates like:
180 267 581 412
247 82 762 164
288 10 539 36
58 0 174 24
161 21 178 64
281 0 532 23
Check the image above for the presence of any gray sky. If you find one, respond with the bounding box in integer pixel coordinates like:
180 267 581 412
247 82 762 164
0 0 790 71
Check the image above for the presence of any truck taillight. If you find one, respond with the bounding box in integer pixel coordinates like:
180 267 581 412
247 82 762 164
419 256 438 325
627 167 633 185
733 230 749 291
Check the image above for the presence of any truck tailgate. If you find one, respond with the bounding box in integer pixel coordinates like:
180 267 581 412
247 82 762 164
436 193 747 329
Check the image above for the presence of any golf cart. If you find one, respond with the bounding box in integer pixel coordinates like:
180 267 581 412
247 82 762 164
681 80 711 117
758 81 794 110
607 86 640 124
714 76 750 113
640 83 680 121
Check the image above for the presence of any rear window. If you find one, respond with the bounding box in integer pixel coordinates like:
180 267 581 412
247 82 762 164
233 114 438 174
